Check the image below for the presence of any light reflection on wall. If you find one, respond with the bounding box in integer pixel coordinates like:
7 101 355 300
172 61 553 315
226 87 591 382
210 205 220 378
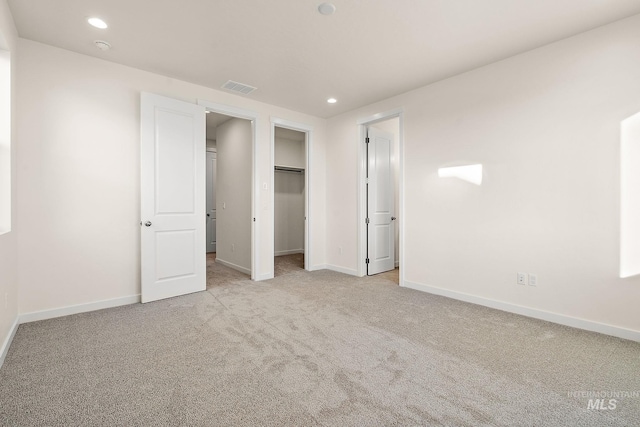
438 164 483 186
620 112 640 278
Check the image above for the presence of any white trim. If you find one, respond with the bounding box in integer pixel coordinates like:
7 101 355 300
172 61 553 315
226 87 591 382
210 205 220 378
275 249 304 256
324 264 360 276
198 101 259 121
403 280 640 342
255 272 274 281
198 100 259 281
357 109 405 284
271 117 314 132
0 317 19 369
270 117 313 274
356 108 404 125
20 295 140 324
215 257 252 275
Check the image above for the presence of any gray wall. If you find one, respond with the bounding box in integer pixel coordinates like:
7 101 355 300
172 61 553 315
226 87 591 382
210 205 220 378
274 131 305 256
216 118 252 273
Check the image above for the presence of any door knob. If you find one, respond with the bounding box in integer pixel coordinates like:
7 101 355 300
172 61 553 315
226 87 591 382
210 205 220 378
144 221 152 227
391 216 397 221
207 213 210 217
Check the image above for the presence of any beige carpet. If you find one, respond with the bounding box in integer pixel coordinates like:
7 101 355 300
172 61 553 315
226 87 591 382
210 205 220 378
1 259 638 426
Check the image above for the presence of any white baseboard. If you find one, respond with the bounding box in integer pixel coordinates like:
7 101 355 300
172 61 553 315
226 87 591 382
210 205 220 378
215 258 251 275
20 294 141 324
275 249 304 257
255 272 274 281
0 317 19 369
323 264 360 277
402 280 640 342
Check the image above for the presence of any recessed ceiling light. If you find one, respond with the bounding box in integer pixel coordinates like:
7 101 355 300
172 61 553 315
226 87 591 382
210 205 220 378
327 98 337 104
88 17 108 29
318 3 336 15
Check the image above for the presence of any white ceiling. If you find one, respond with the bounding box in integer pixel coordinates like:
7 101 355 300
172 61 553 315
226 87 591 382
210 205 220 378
8 0 640 118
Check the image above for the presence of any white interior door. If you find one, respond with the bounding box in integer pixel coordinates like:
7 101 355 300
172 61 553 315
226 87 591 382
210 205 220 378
206 151 217 253
367 127 395 275
141 93 206 303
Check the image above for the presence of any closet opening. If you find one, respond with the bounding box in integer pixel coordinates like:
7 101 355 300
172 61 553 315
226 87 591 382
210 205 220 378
273 126 307 277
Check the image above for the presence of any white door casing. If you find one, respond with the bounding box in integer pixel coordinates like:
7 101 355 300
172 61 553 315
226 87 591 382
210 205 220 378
206 150 217 253
366 127 395 275
270 118 313 274
141 93 206 303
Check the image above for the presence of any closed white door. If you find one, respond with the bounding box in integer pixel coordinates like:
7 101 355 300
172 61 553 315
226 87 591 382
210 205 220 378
366 127 395 275
206 151 217 253
140 93 206 303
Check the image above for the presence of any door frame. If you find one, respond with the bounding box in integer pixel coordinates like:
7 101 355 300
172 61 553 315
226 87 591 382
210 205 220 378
357 108 404 283
198 100 259 280
270 117 313 275
205 148 217 253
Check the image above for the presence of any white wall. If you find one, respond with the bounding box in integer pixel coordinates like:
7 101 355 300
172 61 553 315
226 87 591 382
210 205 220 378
326 14 640 335
274 171 305 256
0 0 18 365
275 136 305 169
216 118 252 272
15 39 327 315
274 130 306 256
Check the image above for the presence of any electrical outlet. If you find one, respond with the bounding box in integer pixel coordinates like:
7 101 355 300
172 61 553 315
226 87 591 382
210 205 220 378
231 244 235 252
338 246 343 255
517 272 528 285
529 274 537 286
4 292 7 309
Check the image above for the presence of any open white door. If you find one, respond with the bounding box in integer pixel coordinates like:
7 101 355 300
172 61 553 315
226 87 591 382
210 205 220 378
141 93 206 303
366 127 395 275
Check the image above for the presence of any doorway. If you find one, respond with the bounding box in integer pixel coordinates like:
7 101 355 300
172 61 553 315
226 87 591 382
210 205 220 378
270 118 312 278
358 111 403 284
205 110 254 278
273 126 306 277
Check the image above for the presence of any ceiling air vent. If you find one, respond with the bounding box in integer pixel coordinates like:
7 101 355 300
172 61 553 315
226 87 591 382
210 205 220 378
221 80 257 95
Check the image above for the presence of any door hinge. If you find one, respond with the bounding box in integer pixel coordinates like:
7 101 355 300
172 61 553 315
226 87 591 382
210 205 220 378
365 218 370 224
365 137 370 143
365 258 370 264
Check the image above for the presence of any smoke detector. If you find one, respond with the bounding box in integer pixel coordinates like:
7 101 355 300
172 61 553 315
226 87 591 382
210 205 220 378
94 40 112 51
318 3 336 15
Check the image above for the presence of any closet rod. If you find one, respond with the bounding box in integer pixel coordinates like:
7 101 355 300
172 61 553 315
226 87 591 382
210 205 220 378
274 166 304 173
